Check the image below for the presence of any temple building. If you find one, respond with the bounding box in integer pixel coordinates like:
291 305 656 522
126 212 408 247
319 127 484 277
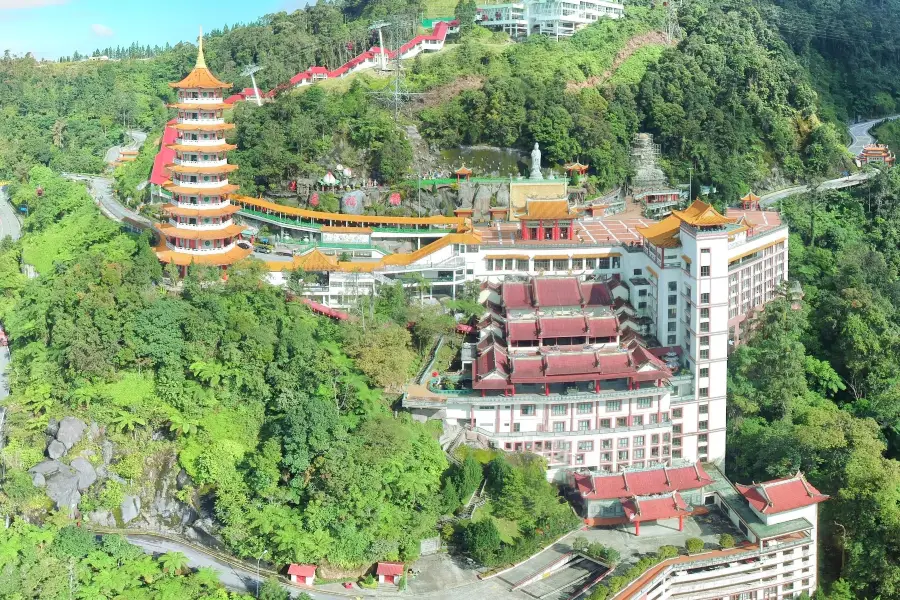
515 199 581 241
857 143 896 167
154 31 251 274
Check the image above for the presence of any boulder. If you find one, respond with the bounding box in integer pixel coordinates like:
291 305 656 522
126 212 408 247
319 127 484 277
31 472 46 488
56 417 86 450
47 439 67 460
70 458 97 491
45 418 60 438
101 440 115 466
32 462 81 513
120 495 141 525
472 185 493 221
88 421 101 441
175 469 193 490
85 509 116 528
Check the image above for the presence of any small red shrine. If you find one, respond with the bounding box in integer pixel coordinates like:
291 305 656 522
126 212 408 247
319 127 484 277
740 192 761 210
515 199 581 241
858 144 896 167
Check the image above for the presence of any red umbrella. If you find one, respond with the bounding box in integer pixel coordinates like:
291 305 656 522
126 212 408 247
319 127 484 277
310 192 319 207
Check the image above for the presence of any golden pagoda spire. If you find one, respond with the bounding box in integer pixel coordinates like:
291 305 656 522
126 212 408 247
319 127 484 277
196 26 207 69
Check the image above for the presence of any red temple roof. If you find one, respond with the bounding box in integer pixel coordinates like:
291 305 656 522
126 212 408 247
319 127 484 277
735 473 828 515
287 564 316 577
573 463 712 500
621 492 690 522
533 277 583 307
376 562 404 576
149 120 179 186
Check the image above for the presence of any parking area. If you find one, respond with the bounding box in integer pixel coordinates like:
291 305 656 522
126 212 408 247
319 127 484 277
519 557 606 600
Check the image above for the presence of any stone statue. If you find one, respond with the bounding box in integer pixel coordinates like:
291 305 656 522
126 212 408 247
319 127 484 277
530 142 543 180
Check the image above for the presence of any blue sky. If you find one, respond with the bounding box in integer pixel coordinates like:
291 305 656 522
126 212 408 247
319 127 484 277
0 0 309 59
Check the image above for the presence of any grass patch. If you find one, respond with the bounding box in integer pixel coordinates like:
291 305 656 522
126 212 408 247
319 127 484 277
608 43 666 86
473 500 520 544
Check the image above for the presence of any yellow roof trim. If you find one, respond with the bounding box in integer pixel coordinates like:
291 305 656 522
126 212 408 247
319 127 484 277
646 266 659 279
672 199 735 227
681 254 692 264
728 238 786 265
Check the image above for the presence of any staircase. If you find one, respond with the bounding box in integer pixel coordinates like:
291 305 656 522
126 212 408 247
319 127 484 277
459 478 488 520
443 426 465 466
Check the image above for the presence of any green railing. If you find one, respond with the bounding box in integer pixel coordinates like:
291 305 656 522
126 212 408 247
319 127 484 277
372 226 454 234
239 208 455 235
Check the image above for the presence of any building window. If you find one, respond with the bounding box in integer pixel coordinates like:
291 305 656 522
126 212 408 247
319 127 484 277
701 265 710 276
651 434 660 444
601 452 612 462
699 420 708 431
633 269 642 276
668 294 677 306
700 336 710 347
513 423 521 432
552 259 568 271
618 450 629 461
699 387 709 398
668 321 677 332
521 405 536 416
672 408 683 419
577 402 592 414
673 437 682 447
700 349 710 359
485 259 495 272
618 438 629 448
668 281 677 291
578 420 590 431
601 439 612 449
534 259 550 271
700 404 709 414
578 440 593 451
606 400 621 411
673 424 682 434
700 322 710 333
638 301 647 309
700 307 709 318
637 397 653 409
634 449 645 459
672 449 682 458
667 335 677 345
632 415 643 426
616 417 628 428
639 289 648 297
600 418 611 429
698 434 707 442
634 435 645 446
553 422 566 432
575 454 585 465
551 404 567 416
668 308 677 319
701 293 710 304
699 367 709 378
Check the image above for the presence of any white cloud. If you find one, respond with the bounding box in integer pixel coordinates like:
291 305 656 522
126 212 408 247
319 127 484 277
0 0 68 8
91 23 114 37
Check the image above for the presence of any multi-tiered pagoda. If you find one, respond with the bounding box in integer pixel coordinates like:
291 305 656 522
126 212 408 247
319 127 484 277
155 31 250 274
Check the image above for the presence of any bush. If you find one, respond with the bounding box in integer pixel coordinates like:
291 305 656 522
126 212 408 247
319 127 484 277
588 585 610 600
52 526 98 559
572 536 589 553
607 576 628 593
657 545 679 560
685 538 705 554
464 519 501 565
719 533 735 549
359 574 377 589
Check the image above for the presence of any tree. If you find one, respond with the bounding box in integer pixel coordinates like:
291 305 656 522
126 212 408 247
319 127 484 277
259 578 290 600
51 526 97 559
464 519 501 565
454 0 477 34
345 323 416 390
111 410 147 436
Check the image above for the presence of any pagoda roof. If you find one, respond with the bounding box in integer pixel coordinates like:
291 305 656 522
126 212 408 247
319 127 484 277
515 199 581 221
621 492 690 522
170 31 232 89
672 199 735 228
168 142 237 153
155 242 251 267
455 166 473 175
735 473 828 515
740 192 761 203
287 564 316 578
564 161 589 172
294 249 339 272
163 182 239 196
161 203 241 218
636 214 681 248
166 163 239 175
572 463 712 500
155 223 245 241
172 122 236 132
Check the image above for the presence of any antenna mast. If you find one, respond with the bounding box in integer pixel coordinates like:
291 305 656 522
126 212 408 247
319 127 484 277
241 64 265 106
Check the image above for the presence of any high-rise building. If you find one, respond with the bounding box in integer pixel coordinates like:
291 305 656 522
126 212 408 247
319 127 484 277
155 32 251 275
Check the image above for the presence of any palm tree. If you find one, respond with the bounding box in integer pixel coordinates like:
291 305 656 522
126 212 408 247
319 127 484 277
126 554 159 584
189 360 228 387
158 551 189 576
111 410 146 437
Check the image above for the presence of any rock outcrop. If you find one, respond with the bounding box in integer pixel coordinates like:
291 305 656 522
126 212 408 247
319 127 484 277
56 417 86 450
29 460 81 513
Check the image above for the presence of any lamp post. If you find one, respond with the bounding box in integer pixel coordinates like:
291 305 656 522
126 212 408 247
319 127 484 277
256 549 268 599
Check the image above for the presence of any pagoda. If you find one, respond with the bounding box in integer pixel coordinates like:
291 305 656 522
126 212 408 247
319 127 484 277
155 29 251 275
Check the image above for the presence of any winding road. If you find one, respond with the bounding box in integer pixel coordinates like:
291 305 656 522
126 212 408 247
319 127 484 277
759 115 900 207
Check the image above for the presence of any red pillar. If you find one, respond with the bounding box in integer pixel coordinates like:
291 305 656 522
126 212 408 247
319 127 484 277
568 222 574 240
552 220 560 241
521 222 530 240
545 383 550 396
678 515 684 531
537 220 544 240
594 380 600 393
481 389 485 397
635 520 640 536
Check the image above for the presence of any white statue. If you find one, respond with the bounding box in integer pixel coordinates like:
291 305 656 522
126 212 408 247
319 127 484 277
530 143 543 180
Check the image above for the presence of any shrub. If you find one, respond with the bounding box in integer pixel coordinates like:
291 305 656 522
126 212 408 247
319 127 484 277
572 536 590 552
624 566 642 580
657 545 679 560
719 533 735 549
686 538 705 554
52 526 98 559
607 576 628 593
359 574 377 589
588 585 610 600
464 519 501 565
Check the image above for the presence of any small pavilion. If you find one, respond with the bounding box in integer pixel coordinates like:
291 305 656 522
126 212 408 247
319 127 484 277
515 199 581 241
858 144 896 167
455 166 473 183
564 161 589 177
740 192 761 210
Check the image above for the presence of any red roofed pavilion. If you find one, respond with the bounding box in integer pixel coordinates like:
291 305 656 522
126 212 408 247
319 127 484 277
287 564 316 585
736 472 828 516
376 562 404 585
621 492 691 535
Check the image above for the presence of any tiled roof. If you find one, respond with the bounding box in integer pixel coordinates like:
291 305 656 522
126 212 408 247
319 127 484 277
735 473 828 515
580 282 613 306
155 243 252 267
376 563 404 577
166 163 239 175
672 199 735 227
621 492 690 522
170 35 232 89
636 214 681 248
501 281 534 309
294 249 340 272
574 463 713 500
161 204 241 218
516 199 580 220
149 120 178 185
287 564 317 577
533 277 583 307
172 122 236 132
155 223 246 241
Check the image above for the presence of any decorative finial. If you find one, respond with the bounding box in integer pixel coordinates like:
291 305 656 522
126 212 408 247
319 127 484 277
196 26 207 69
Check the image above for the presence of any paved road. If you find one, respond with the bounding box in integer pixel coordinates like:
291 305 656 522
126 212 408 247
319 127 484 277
0 187 21 242
847 115 900 156
127 535 353 599
760 115 900 207
104 129 148 164
62 173 153 228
